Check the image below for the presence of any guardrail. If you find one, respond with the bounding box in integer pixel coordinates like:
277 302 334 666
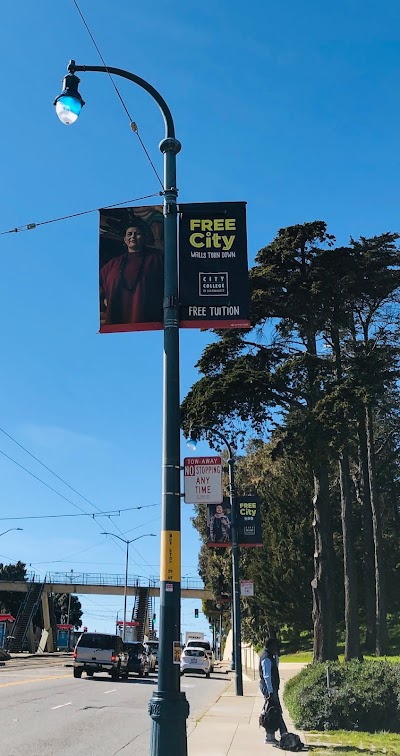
17 571 205 590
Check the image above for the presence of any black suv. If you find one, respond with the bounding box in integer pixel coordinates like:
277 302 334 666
124 641 150 677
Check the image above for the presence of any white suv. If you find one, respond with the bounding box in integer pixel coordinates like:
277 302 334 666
181 647 211 678
184 640 215 672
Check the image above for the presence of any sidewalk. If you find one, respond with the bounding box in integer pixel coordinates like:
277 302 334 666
188 663 306 755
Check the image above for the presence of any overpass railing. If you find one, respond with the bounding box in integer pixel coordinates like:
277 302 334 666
22 571 205 591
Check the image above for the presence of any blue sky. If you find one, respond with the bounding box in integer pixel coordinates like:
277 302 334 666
1 0 400 639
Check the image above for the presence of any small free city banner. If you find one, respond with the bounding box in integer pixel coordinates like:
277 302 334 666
178 201 251 329
99 205 164 333
206 496 263 548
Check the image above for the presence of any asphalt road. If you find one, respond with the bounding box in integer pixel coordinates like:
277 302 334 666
0 662 230 755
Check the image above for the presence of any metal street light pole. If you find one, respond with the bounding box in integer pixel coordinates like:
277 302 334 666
102 533 156 643
115 607 126 635
0 528 23 538
67 569 74 626
54 59 188 756
187 429 243 696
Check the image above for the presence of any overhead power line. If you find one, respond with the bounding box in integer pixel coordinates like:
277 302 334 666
71 0 164 189
0 504 158 522
0 193 161 236
0 425 156 573
29 518 160 565
0 447 92 515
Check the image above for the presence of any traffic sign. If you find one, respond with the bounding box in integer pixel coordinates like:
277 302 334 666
240 580 254 597
183 456 223 504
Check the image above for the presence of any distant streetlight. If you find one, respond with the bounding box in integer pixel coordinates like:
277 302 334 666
186 429 243 696
115 607 125 635
67 569 74 626
102 533 156 641
0 528 23 538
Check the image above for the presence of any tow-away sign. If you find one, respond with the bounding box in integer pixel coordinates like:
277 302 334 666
183 456 223 504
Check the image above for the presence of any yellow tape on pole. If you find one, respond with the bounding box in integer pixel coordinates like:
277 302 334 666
160 530 181 582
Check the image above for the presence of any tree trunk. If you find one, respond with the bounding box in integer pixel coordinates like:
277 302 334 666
311 461 338 662
356 413 376 651
330 324 361 660
306 332 337 663
339 451 362 660
365 404 389 655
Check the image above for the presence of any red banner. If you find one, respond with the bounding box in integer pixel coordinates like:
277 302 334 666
99 206 164 333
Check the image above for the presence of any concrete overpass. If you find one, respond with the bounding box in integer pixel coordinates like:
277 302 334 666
0 572 212 600
0 573 212 653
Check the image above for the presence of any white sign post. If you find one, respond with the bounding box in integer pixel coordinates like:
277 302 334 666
183 456 223 504
240 580 254 597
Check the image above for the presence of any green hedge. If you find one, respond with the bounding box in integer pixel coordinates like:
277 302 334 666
283 660 400 732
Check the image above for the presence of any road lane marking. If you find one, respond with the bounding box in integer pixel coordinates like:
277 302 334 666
52 702 72 710
0 674 70 689
103 689 116 694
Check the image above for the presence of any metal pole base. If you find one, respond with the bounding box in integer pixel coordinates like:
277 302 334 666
149 690 190 756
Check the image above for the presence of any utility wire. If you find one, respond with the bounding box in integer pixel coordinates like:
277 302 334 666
30 518 160 565
0 193 161 236
72 0 164 189
0 504 158 522
0 429 151 568
0 425 147 553
0 423 154 519
0 447 92 515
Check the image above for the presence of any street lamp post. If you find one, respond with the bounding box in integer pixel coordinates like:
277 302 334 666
102 533 156 642
115 608 124 635
67 569 74 626
0 528 23 538
187 429 243 696
55 59 188 755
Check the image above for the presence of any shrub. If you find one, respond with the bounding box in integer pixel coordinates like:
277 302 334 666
283 660 400 732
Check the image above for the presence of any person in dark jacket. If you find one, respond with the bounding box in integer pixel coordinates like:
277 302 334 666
259 637 288 745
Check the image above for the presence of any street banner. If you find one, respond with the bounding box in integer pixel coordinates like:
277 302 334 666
238 496 263 547
183 456 223 504
206 496 263 548
99 205 164 333
178 202 251 329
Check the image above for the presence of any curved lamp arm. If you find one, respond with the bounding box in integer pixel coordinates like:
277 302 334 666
68 60 176 140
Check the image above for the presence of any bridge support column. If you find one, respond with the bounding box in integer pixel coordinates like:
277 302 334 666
41 592 54 653
27 621 35 653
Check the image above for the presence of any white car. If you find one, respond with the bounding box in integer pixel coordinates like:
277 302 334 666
184 639 215 672
180 646 211 678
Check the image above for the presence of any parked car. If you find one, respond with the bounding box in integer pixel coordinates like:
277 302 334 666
180 647 211 678
144 640 158 670
184 639 215 672
73 632 129 680
124 641 150 677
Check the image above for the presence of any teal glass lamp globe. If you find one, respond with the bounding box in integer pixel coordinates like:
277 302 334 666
186 437 197 451
55 95 82 125
54 72 85 126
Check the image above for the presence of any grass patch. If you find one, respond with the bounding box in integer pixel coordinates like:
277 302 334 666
281 652 400 664
281 651 313 663
306 729 400 755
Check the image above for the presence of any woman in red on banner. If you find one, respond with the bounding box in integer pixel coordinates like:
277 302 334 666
100 215 164 330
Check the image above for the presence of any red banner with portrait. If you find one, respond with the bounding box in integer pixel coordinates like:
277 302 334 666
99 206 164 333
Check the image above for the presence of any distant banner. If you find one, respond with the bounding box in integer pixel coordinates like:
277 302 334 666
238 496 263 547
179 202 250 329
99 206 164 333
206 496 263 548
